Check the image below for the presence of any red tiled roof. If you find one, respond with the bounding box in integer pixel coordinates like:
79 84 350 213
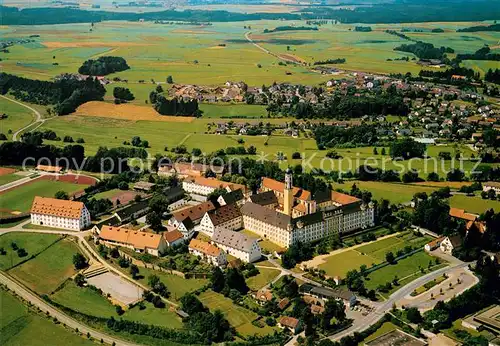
99 226 164 250
189 238 221 257
164 230 184 244
31 196 84 219
449 207 477 222
261 177 311 201
279 316 300 329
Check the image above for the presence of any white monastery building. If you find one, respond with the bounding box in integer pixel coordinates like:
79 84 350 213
30 196 91 231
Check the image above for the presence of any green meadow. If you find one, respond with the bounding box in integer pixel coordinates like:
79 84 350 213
1 19 498 88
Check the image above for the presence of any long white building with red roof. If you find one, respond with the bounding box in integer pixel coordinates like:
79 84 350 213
30 196 91 231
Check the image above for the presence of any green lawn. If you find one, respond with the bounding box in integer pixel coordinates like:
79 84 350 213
359 322 398 345
135 267 207 301
199 290 277 336
0 232 61 270
0 289 94 346
0 97 36 138
0 179 89 214
50 280 117 318
9 238 81 295
51 280 184 329
199 103 268 118
0 173 23 186
318 232 432 279
241 229 286 253
363 251 441 290
318 249 380 279
246 267 281 291
92 189 121 200
449 194 500 214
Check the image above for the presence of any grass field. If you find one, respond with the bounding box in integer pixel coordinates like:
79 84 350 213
3 20 498 85
0 232 61 270
135 267 207 301
363 251 440 291
199 290 277 336
0 179 88 214
246 267 281 291
0 173 24 186
318 232 432 279
0 97 36 138
359 322 398 345
9 238 81 295
199 103 268 118
449 194 500 214
51 280 184 328
0 289 94 346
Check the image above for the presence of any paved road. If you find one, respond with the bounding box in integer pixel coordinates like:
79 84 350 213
0 271 141 346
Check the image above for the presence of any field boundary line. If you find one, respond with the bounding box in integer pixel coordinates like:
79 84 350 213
5 235 65 271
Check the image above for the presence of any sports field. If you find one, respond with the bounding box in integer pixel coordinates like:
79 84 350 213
0 177 89 215
0 289 94 346
199 290 277 336
0 232 61 270
8 238 82 295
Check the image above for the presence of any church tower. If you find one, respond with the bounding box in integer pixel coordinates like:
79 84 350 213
284 168 293 216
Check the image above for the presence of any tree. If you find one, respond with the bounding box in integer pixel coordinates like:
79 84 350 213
225 268 248 294
73 253 88 269
146 212 163 232
180 293 206 315
113 87 134 101
130 264 139 279
427 172 440 182
292 152 301 159
166 75 174 84
390 138 426 159
373 147 378 155
155 85 163 93
74 273 85 287
210 267 225 293
385 251 395 264
54 190 69 200
406 307 422 323
381 147 386 155
447 169 465 182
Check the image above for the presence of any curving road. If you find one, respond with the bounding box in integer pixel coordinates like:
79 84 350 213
0 271 141 346
244 31 303 65
0 94 56 141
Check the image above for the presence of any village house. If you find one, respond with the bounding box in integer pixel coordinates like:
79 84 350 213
30 196 91 231
199 203 243 236
278 316 302 334
163 230 185 247
440 235 462 255
211 228 262 263
96 225 167 256
449 207 477 223
483 182 500 194
188 239 227 267
424 236 446 252
182 176 246 199
253 288 273 305
217 189 245 206
169 201 216 239
158 162 224 178
299 283 357 309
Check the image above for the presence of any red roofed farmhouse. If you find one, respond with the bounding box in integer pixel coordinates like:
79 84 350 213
97 225 167 256
30 196 91 231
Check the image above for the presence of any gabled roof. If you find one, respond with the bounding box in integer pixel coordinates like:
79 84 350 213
99 226 164 250
249 191 278 206
220 189 244 204
31 196 84 219
208 204 242 226
449 207 477 222
185 177 246 193
240 202 292 230
36 164 62 172
164 230 184 244
115 200 150 220
173 201 216 223
330 191 361 205
211 229 257 253
426 236 445 248
279 316 300 329
261 177 311 201
188 238 221 257
446 235 462 248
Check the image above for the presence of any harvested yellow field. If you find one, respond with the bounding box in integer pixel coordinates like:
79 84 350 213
74 101 196 123
279 53 306 64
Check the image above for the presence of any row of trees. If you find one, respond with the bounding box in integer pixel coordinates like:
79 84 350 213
151 93 202 117
0 73 106 115
394 41 454 60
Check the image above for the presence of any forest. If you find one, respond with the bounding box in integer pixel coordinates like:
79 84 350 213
0 73 106 115
78 56 130 76
394 42 454 60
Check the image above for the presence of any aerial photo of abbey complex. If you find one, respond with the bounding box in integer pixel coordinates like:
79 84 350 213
0 0 499 345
